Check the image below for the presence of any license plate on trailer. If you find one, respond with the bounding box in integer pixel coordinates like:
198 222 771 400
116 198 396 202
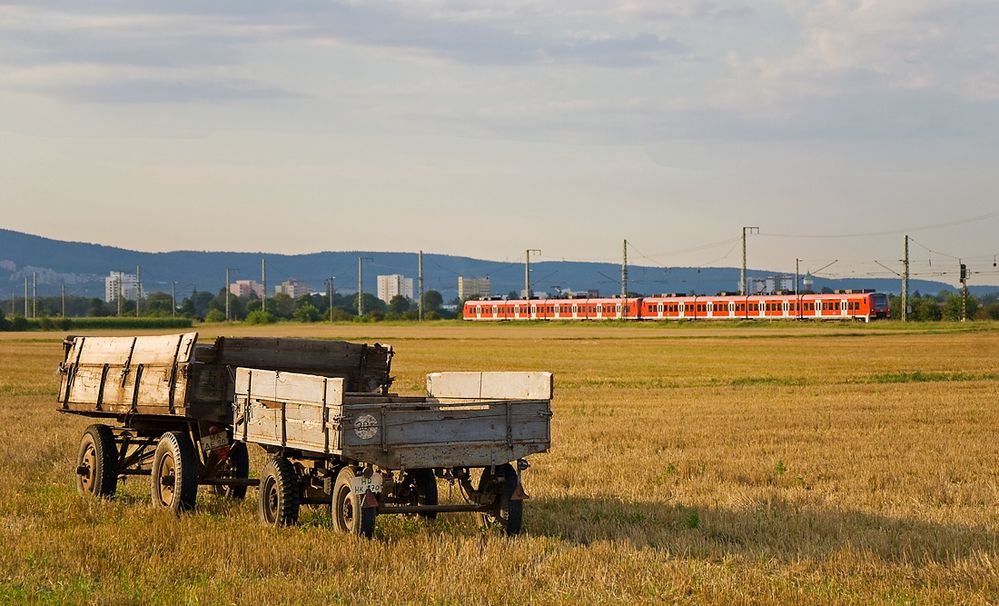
200 432 229 452
351 473 383 495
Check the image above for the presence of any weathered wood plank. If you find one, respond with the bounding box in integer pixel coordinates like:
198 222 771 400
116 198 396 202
427 372 553 400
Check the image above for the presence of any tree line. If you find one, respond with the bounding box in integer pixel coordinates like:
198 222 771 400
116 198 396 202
1 288 457 325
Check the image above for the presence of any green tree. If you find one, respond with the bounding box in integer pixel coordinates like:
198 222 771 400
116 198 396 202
941 291 979 321
911 295 942 321
181 290 215 319
354 293 387 316
422 290 443 313
245 310 276 325
204 309 226 322
293 302 322 322
271 293 295 319
143 292 175 316
388 295 411 314
88 298 110 317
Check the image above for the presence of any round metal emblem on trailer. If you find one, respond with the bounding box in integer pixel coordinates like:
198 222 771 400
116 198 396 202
354 414 378 440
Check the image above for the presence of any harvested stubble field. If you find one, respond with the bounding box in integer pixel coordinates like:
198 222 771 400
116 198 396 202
1 322 997 605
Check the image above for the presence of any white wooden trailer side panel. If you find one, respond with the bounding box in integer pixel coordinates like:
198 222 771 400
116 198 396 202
234 368 344 453
427 372 553 400
61 333 197 412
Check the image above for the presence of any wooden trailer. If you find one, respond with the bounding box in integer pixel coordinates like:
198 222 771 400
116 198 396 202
234 369 553 536
58 332 393 512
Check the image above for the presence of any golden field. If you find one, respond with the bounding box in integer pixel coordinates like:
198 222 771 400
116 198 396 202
0 322 997 605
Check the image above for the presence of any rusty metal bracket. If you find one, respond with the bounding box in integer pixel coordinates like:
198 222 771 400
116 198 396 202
120 337 137 386
130 364 144 414
322 378 330 454
167 333 184 415
95 363 110 412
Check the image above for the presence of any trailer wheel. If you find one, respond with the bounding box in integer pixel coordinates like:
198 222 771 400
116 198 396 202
211 442 249 500
150 431 198 513
476 464 523 535
332 467 376 538
411 469 438 521
258 457 299 527
76 424 118 498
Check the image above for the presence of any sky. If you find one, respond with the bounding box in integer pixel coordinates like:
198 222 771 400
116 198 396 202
1 1 998 285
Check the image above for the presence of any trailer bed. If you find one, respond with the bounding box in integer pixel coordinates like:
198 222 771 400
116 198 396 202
234 369 552 469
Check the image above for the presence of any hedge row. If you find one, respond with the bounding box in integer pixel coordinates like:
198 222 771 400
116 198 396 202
1 317 194 331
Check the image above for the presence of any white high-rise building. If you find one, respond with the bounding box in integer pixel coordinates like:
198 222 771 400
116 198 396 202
275 279 310 298
230 279 265 298
458 276 491 300
377 274 414 303
105 271 139 302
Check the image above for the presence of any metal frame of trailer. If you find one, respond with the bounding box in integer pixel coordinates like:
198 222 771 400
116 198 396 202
234 369 554 536
58 332 393 512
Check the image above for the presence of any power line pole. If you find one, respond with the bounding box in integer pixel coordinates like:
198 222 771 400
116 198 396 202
959 260 968 322
61 281 66 317
357 257 372 316
902 235 909 322
327 276 334 322
225 267 231 321
23 275 28 318
32 271 36 318
621 239 628 298
135 265 141 318
171 281 177 317
740 226 759 296
117 272 122 317
524 249 541 299
261 257 267 313
794 258 800 295
418 250 424 322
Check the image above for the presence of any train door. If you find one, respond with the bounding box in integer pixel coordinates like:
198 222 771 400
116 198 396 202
840 299 848 318
679 302 685 319
781 300 789 318
571 303 578 319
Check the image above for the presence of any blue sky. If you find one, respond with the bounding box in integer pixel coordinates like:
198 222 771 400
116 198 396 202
1 1 997 284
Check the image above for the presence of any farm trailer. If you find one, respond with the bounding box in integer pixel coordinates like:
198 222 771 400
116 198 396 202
58 332 392 512
235 368 553 536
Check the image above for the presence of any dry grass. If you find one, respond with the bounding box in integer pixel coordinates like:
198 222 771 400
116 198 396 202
1 323 997 604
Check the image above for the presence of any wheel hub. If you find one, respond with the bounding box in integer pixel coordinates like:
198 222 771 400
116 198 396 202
158 455 175 506
80 445 96 491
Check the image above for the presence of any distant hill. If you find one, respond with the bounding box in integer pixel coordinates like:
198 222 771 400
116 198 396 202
1 228 994 301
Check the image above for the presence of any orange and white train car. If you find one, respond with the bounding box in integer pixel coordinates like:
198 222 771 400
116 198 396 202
463 298 642 321
639 292 889 321
463 292 889 322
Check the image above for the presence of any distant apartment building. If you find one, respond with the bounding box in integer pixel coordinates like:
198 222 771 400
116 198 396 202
230 279 265 299
377 274 414 303
274 279 310 298
458 276 491 300
105 271 138 302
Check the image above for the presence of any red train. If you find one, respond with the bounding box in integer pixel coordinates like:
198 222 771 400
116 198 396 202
463 291 890 322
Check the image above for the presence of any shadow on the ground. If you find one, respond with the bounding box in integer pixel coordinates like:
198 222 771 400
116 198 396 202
528 494 997 566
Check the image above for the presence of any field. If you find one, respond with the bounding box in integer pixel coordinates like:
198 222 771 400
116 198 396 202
1 322 997 604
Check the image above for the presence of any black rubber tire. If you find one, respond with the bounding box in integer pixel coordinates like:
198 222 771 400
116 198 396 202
477 463 524 535
258 457 300 527
211 441 249 500
150 431 198 513
76 424 118 498
332 466 376 538
413 469 438 521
